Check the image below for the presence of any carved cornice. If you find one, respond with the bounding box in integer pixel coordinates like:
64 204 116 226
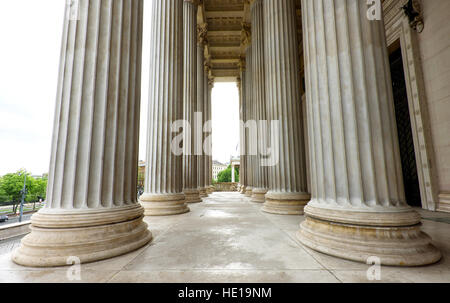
402 0 424 33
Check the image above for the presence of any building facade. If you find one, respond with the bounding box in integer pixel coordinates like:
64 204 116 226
11 0 450 268
212 161 228 181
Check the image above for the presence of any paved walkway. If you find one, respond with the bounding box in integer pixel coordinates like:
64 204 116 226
0 192 449 283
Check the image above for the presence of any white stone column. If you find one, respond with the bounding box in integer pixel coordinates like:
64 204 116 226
12 0 152 267
232 164 236 183
206 75 215 193
182 0 201 203
262 0 309 214
238 61 247 194
140 0 190 215
244 43 254 198
297 0 440 266
203 63 211 193
239 63 247 194
197 23 208 198
250 0 268 203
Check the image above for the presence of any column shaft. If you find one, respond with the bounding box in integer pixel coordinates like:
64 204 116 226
197 23 207 198
239 62 247 194
182 0 201 203
203 64 211 193
244 44 254 197
298 0 440 266
262 0 309 214
250 0 268 203
206 76 214 193
140 0 189 215
13 0 152 267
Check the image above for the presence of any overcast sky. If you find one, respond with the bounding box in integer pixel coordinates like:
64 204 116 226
0 0 239 176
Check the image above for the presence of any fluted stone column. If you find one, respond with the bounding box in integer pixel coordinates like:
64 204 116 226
203 64 211 193
140 0 189 216
197 23 208 198
12 0 152 267
182 0 201 203
244 44 254 198
250 0 268 203
262 0 309 214
206 75 214 193
238 61 247 194
297 0 440 266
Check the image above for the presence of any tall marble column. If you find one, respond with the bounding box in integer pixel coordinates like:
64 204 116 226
298 0 440 266
262 0 309 214
238 60 247 194
203 63 211 193
12 0 152 267
206 74 215 193
140 0 190 215
197 23 208 198
182 0 201 203
250 0 268 203
244 43 254 198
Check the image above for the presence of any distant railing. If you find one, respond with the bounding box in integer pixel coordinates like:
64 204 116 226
214 182 239 192
0 202 44 216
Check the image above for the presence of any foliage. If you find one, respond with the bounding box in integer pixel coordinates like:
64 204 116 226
217 165 239 183
0 183 7 203
0 170 48 208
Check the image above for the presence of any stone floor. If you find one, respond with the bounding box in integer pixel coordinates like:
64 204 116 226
0 192 449 283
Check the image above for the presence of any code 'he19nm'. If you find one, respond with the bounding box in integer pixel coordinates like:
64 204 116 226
222 288 272 298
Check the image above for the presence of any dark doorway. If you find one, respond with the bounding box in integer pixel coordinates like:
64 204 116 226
389 45 422 207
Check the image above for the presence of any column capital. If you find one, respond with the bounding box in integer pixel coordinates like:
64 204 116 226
184 0 200 6
197 23 208 47
241 22 251 49
248 0 260 8
208 76 215 88
238 56 246 73
204 59 211 73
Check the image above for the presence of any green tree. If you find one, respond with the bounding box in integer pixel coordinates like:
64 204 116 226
0 170 47 212
217 165 239 183
30 176 48 201
0 177 8 203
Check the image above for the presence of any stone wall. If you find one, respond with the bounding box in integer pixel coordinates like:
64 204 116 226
214 183 239 192
417 0 450 211
383 0 450 211
0 222 30 241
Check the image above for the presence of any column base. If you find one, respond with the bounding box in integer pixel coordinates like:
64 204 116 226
262 191 310 215
251 188 268 203
140 193 190 216
297 215 441 266
184 189 202 203
240 186 247 194
198 187 208 198
12 204 152 267
245 186 253 197
206 186 215 194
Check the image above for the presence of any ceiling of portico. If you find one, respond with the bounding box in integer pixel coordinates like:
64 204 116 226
198 0 249 82
199 0 303 83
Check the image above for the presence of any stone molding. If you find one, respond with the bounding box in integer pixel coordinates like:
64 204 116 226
383 0 438 211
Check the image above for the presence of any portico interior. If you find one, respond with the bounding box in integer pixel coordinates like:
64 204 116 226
6 0 450 280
